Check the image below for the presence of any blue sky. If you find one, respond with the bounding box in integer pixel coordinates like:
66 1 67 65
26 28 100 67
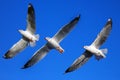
0 0 120 80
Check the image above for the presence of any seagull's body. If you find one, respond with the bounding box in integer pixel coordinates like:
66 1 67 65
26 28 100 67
65 18 112 73
22 15 80 69
3 3 39 59
18 30 39 43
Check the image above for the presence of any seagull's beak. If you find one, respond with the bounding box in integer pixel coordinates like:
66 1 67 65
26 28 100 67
44 37 48 41
18 30 22 33
45 37 50 41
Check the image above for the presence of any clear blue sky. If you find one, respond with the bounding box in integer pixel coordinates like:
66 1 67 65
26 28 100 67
0 0 119 80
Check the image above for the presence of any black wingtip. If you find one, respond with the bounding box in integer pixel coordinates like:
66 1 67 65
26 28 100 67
63 72 68 75
108 18 112 22
2 55 8 59
76 14 80 20
64 68 71 74
107 18 112 24
78 14 81 18
21 63 30 69
21 62 32 69
3 51 12 59
21 66 27 69
21 65 29 69
106 18 112 27
28 3 33 8
28 3 34 14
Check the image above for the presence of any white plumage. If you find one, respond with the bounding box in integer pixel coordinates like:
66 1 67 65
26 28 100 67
22 15 80 69
65 18 112 73
3 3 39 59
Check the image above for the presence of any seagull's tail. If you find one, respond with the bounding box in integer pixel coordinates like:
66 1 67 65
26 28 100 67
95 48 108 60
35 34 39 41
99 48 108 58
29 34 39 47
100 48 108 55
30 41 36 47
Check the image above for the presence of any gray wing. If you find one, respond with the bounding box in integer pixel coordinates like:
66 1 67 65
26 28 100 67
65 51 93 73
53 15 80 43
91 18 112 48
22 43 51 69
26 3 36 34
3 38 28 59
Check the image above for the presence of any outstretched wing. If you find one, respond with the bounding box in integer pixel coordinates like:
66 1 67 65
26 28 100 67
26 3 36 34
53 15 80 43
91 19 112 48
3 38 28 59
65 51 93 73
22 43 51 69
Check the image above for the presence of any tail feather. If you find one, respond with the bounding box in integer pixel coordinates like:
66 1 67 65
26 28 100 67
100 48 108 54
30 41 36 47
35 34 39 41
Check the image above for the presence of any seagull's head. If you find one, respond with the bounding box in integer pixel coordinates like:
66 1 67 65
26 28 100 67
18 29 24 33
45 37 51 41
83 45 89 50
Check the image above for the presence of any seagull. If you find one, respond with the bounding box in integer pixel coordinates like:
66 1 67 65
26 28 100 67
3 3 39 59
22 15 80 69
65 18 112 73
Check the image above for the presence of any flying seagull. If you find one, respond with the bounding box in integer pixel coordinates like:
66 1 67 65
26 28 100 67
65 18 112 73
22 15 80 69
3 3 39 59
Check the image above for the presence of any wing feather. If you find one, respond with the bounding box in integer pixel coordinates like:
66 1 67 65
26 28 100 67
3 38 28 59
26 3 36 34
91 19 112 48
53 15 80 43
22 43 51 69
65 51 93 73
